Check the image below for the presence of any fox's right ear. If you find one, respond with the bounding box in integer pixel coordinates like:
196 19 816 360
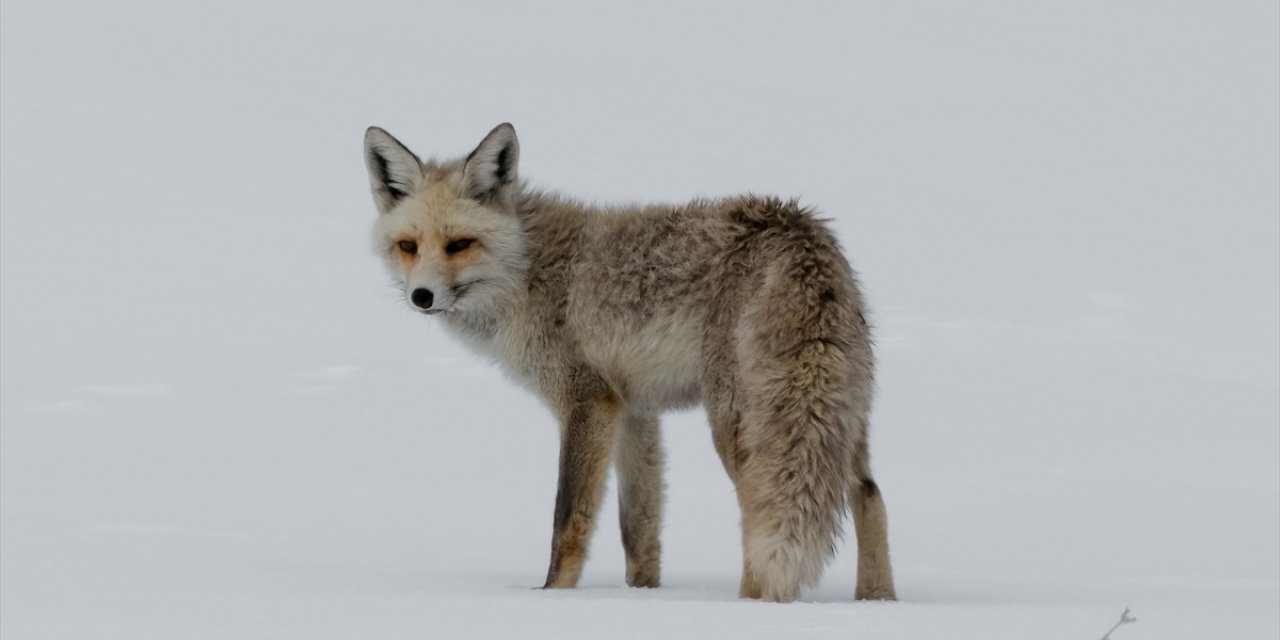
364 127 424 214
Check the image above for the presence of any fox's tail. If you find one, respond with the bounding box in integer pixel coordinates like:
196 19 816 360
731 205 883 602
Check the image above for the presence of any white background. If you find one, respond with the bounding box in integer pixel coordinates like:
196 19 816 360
2 1 1276 638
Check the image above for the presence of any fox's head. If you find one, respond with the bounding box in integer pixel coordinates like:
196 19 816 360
363 123 527 316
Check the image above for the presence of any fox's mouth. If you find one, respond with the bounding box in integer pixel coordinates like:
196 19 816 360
449 280 486 307
412 280 485 316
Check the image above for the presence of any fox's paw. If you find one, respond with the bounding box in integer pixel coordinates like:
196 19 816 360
854 584 897 601
625 564 660 589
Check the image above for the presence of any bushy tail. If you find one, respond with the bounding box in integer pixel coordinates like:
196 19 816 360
724 198 893 602
736 335 860 602
733 222 870 602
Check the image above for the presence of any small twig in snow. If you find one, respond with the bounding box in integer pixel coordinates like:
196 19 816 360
1099 607 1137 640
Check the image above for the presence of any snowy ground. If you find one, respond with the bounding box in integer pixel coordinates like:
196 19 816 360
2 1 1277 638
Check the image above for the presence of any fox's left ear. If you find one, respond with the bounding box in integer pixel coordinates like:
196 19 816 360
364 127 424 215
463 123 520 205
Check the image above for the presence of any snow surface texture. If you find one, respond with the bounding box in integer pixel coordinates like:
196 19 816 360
2 1 1277 638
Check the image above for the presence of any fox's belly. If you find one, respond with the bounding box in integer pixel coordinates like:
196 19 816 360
580 319 705 412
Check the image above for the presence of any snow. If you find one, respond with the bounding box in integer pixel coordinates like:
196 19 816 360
1 0 1276 638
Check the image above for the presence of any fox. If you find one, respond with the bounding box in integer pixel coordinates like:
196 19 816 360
362 123 896 603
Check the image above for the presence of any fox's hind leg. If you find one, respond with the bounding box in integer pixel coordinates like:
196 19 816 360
851 437 896 600
543 387 623 589
615 412 664 588
705 389 764 599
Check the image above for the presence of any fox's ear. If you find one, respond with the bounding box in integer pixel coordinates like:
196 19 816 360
463 123 520 204
364 127 424 214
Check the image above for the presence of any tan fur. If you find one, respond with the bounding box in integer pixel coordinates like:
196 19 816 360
615 411 664 587
543 387 622 588
364 123 896 603
852 480 896 600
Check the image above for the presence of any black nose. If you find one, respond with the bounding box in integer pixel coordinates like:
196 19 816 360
411 288 434 309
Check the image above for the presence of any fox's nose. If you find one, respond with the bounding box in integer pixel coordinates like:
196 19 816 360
411 288 434 310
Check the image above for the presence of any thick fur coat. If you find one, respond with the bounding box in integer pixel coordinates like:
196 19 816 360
363 123 895 602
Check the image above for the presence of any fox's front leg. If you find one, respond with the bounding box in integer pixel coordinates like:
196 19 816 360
543 388 623 589
616 413 664 587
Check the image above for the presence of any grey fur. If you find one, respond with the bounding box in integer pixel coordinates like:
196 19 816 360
364 123 896 602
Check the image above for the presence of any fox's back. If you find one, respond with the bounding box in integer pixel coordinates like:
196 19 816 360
518 194 858 412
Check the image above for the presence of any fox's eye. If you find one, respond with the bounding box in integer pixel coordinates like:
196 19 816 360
397 239 418 254
445 238 475 254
